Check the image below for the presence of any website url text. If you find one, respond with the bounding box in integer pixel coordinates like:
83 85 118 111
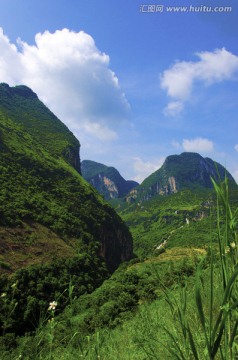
139 5 232 13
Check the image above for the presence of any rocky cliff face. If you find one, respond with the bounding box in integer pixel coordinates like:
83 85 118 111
81 160 139 200
91 174 119 199
126 152 236 203
98 213 134 270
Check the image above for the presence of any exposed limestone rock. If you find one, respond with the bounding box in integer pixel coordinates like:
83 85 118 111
82 160 138 200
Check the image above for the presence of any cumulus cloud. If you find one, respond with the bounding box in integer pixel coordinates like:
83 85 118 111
182 137 214 153
0 28 129 140
0 29 23 84
160 48 238 115
132 156 165 183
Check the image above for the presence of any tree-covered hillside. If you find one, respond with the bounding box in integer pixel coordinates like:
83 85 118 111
0 83 133 272
126 152 236 203
0 82 134 342
0 83 81 172
2 177 237 359
115 184 238 258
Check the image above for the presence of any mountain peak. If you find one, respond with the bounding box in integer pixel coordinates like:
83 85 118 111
81 160 139 200
0 83 38 100
13 85 38 99
0 82 81 173
126 152 236 202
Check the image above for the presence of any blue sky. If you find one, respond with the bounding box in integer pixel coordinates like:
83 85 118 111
0 0 237 182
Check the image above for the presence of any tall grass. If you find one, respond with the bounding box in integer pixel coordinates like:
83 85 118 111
158 178 238 359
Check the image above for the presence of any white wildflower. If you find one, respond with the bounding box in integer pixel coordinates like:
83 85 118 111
230 242 236 249
48 301 57 311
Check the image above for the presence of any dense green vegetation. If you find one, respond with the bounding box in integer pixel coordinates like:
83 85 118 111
0 250 108 336
0 83 133 357
0 247 202 358
0 83 132 272
115 189 213 257
0 83 80 169
114 185 238 259
1 179 237 359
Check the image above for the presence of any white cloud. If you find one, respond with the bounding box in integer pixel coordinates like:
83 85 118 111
82 122 117 141
163 101 184 117
0 28 130 141
234 144 238 152
132 156 165 183
161 61 194 100
182 137 214 153
0 29 23 84
161 48 238 115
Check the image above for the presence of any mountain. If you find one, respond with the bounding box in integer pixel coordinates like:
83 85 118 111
0 83 81 173
126 152 236 203
0 83 133 272
81 160 139 200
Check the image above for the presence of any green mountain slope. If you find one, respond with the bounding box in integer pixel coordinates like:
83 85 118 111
117 188 212 257
126 152 236 203
81 159 138 200
2 178 237 358
0 83 133 272
109 152 236 257
0 83 81 172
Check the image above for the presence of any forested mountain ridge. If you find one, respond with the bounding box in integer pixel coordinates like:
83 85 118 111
112 153 237 257
126 152 236 203
81 159 138 200
0 83 81 173
0 83 133 273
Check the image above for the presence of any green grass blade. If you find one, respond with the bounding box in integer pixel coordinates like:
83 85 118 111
211 302 238 358
229 320 238 348
162 326 187 360
211 267 238 357
195 260 212 356
187 325 199 360
212 318 226 358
